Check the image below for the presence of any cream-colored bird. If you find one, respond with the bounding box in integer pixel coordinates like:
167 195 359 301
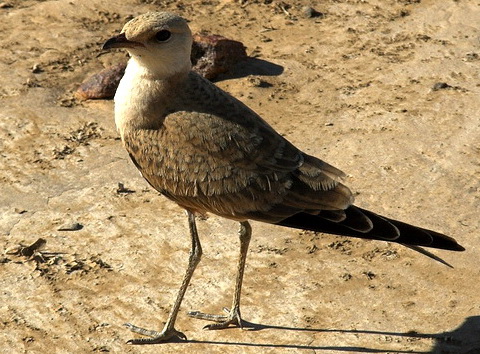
102 12 464 344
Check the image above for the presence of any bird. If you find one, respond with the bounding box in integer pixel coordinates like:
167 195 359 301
102 11 464 344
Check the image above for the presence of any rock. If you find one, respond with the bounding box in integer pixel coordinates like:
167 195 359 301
32 63 43 73
57 223 83 231
302 6 325 19
116 182 135 194
191 33 248 80
432 82 452 91
75 63 126 100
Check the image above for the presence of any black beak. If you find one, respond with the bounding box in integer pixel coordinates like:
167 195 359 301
102 33 144 50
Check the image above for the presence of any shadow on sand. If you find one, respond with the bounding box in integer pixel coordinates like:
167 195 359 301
163 316 480 353
212 57 284 82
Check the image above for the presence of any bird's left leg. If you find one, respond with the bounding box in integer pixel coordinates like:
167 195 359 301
188 221 252 329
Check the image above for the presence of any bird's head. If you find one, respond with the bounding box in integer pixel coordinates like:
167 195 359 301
103 12 192 79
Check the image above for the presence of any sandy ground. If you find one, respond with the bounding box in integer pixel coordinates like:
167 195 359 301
1 0 479 353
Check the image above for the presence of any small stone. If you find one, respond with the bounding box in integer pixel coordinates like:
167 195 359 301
302 6 325 19
25 78 40 87
116 183 135 194
58 223 83 231
432 82 452 91
32 64 43 73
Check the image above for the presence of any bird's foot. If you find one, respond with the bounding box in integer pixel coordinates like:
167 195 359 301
124 323 186 344
188 307 245 330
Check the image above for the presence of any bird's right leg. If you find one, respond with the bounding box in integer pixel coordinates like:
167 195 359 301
125 210 202 344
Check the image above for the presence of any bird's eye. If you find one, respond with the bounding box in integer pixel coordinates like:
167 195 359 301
155 30 171 42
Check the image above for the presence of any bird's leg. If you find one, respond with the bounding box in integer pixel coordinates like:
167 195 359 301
125 211 202 344
188 221 252 330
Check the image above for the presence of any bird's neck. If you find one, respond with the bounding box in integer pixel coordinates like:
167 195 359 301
114 58 189 139
129 54 191 80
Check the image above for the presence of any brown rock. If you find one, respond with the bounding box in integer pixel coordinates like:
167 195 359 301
75 63 126 100
191 33 247 80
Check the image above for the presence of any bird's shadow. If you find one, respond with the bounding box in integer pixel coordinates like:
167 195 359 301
213 57 284 82
179 316 480 353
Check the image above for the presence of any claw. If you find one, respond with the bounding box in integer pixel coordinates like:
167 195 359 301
124 323 187 344
188 307 243 330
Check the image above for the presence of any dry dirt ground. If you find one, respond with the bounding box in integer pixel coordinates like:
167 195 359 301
1 0 479 353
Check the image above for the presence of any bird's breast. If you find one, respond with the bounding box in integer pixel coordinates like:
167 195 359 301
114 62 170 138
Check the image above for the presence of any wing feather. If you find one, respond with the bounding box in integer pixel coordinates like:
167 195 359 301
123 71 353 222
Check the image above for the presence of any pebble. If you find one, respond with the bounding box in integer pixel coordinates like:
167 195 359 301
302 6 325 19
32 64 43 73
58 223 83 231
432 82 452 91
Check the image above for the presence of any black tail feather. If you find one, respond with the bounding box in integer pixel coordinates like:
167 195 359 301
355 208 401 241
276 206 465 252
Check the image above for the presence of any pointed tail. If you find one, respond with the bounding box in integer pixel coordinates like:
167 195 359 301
276 206 465 252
